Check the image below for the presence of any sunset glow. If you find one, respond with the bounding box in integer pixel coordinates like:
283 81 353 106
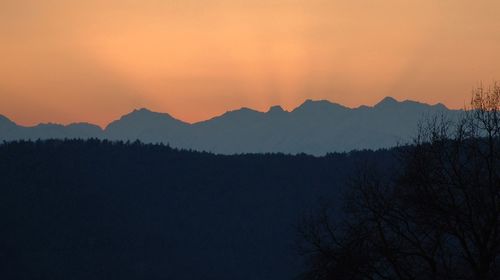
1 0 500 126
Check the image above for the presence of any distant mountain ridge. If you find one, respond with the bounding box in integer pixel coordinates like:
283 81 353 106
0 97 462 155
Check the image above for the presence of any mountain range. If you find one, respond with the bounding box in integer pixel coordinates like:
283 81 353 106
0 97 462 155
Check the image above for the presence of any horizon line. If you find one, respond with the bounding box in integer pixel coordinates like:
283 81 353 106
1 96 460 129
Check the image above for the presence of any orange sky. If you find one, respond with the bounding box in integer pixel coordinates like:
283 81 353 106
1 0 500 127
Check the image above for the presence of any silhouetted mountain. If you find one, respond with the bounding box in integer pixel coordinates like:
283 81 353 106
0 115 103 141
292 99 349 116
0 115 16 131
0 98 462 154
65 123 104 138
0 139 397 280
105 108 190 146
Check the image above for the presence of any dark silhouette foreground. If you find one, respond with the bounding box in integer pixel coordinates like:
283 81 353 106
0 138 393 280
298 85 500 279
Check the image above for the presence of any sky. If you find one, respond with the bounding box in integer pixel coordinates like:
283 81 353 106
1 0 500 127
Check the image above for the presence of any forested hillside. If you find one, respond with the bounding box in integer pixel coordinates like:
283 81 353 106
0 139 395 280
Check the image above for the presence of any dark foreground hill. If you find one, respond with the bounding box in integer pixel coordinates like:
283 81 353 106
0 140 396 280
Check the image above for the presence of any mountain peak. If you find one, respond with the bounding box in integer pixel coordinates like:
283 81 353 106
433 102 448 110
105 107 187 131
375 96 399 107
0 114 16 128
267 105 286 114
222 107 259 117
131 108 156 115
298 99 329 108
203 107 262 124
135 107 150 112
293 99 347 114
302 99 332 105
125 108 175 119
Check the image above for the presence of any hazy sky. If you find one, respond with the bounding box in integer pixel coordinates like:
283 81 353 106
1 0 499 126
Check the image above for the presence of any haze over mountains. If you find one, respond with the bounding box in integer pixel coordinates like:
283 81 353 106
0 97 462 155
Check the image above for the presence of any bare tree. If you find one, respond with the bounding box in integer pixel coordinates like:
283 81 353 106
298 83 500 280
